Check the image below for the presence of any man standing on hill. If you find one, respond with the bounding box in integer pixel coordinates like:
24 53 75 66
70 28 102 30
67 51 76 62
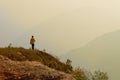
30 36 35 50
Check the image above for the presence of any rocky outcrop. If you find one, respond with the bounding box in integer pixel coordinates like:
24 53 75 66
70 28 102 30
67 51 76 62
0 55 76 80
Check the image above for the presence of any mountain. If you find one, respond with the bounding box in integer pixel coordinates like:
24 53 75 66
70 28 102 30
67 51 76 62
0 47 76 80
62 30 120 80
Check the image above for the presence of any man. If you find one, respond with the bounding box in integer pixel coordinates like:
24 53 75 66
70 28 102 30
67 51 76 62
30 36 35 50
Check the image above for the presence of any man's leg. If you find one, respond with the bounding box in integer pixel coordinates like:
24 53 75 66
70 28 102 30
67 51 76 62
32 44 34 50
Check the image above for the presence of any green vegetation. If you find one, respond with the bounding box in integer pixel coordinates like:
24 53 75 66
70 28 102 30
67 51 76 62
0 47 72 73
0 47 108 80
72 67 87 80
92 70 108 80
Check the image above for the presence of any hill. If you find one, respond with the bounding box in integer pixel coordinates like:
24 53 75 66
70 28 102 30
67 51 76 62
62 30 120 80
0 56 75 80
0 47 73 72
0 47 77 80
0 48 76 80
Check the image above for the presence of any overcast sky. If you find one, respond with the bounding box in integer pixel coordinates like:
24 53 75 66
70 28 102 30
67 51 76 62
1 0 120 55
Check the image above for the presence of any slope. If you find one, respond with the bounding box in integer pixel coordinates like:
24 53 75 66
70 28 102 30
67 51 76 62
62 30 120 80
0 55 75 80
0 47 76 80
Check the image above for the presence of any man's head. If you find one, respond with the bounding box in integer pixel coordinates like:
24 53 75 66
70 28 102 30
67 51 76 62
32 36 34 38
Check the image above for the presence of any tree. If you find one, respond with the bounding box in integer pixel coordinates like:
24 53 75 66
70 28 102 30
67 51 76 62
66 59 72 66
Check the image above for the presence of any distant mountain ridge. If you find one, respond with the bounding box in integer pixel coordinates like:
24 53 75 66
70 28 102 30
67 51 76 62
62 30 120 80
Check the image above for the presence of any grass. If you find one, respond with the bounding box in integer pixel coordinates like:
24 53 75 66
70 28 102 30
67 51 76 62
0 47 72 73
0 47 88 80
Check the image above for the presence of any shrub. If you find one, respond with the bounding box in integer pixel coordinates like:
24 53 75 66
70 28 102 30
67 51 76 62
72 67 87 80
92 70 108 80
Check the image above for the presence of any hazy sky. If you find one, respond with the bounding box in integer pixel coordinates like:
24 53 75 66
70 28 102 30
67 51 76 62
1 0 120 55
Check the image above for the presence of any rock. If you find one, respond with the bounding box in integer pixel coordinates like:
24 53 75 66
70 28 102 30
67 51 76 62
0 55 76 80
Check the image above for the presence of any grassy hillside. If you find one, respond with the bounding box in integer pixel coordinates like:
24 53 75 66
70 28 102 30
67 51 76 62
0 54 76 80
0 47 72 73
0 47 88 80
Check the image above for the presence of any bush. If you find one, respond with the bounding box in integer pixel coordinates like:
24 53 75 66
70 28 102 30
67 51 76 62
72 67 87 80
92 70 109 80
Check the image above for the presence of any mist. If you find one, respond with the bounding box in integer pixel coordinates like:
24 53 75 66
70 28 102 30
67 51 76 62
1 0 120 55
